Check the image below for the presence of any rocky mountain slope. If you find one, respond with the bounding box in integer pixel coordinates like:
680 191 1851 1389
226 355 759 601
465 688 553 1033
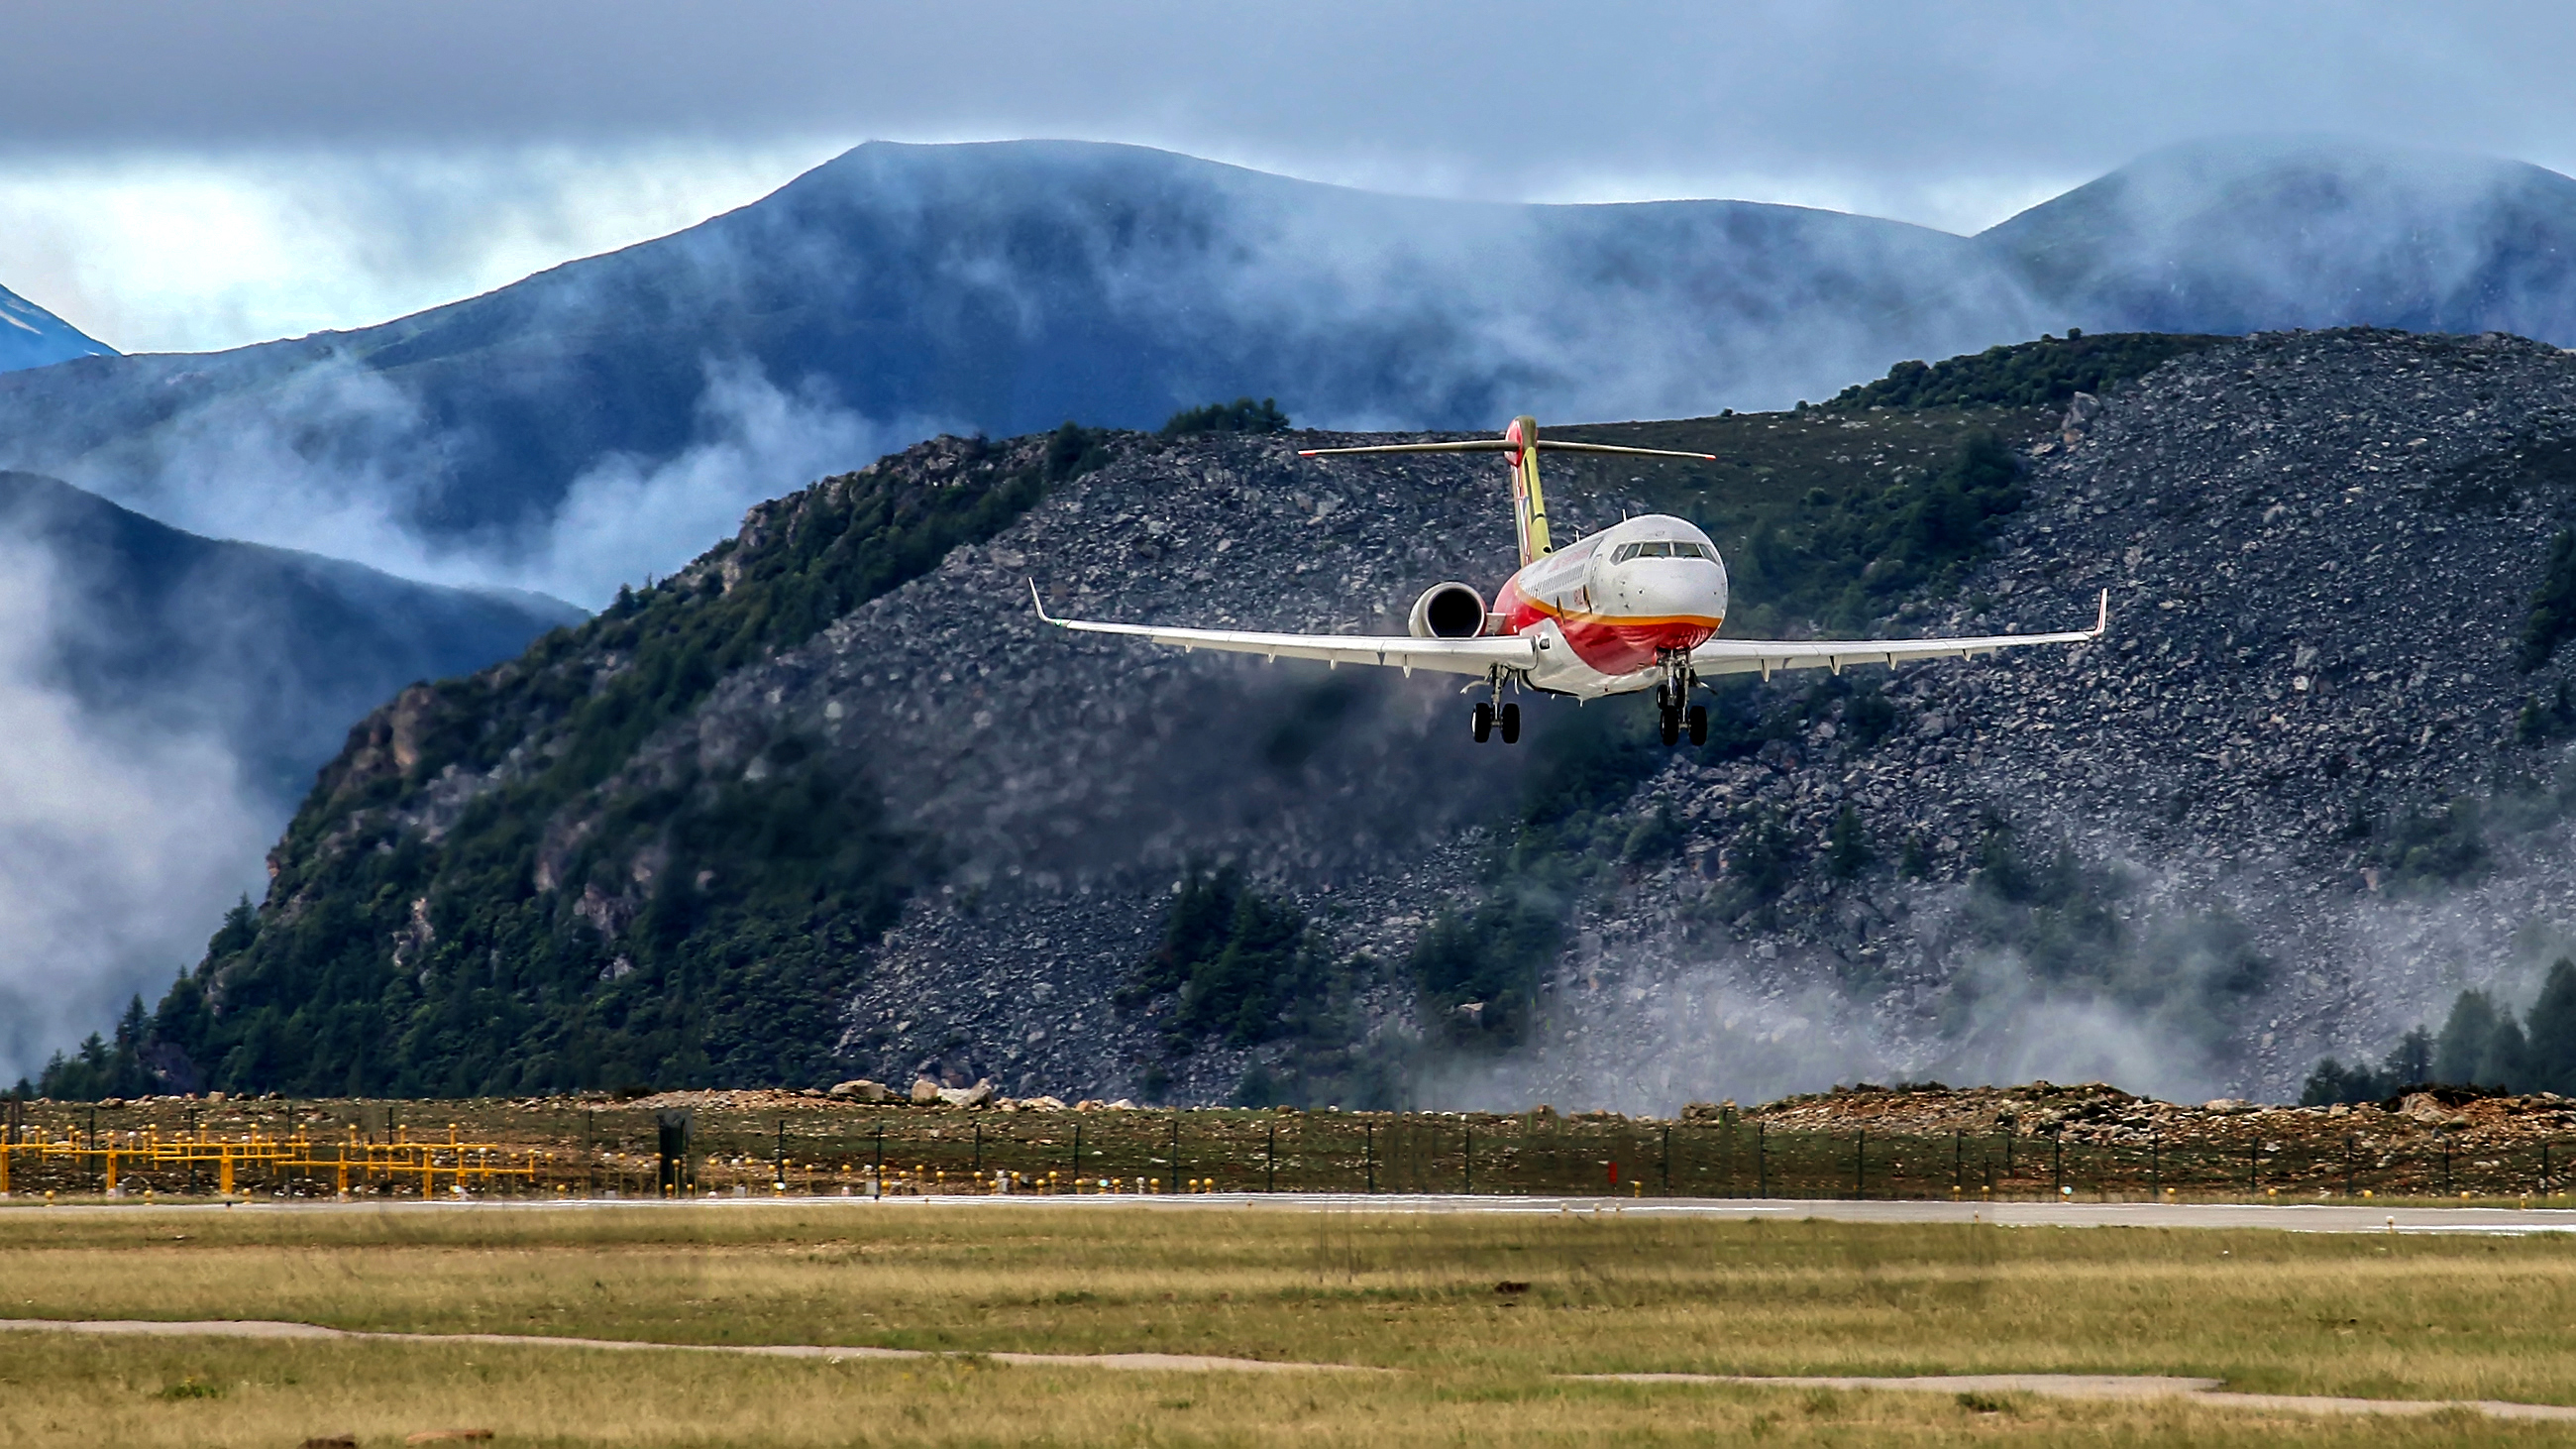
96 327 2576 1111
5 137 2576 593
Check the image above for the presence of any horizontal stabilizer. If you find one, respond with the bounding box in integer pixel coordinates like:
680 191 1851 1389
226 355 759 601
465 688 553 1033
1299 439 1713 461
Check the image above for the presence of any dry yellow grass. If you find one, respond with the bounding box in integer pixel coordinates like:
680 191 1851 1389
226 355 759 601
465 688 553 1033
8 1334 2575 1449
5 1202 2576 1444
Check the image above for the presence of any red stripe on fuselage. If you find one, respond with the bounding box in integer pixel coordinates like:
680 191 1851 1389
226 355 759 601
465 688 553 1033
1493 579 1718 676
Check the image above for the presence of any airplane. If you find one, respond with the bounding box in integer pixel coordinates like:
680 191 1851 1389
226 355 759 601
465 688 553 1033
1031 416 2106 745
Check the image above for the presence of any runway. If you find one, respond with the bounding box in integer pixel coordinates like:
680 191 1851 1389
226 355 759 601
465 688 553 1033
10 1190 2576 1233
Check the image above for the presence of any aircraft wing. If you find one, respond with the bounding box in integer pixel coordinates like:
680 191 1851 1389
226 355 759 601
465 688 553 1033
1691 590 2107 679
1031 583 1534 677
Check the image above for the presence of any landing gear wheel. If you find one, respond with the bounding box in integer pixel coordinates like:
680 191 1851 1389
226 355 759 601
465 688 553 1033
1471 702 1494 743
1686 704 1709 746
1499 702 1522 745
1659 703 1681 747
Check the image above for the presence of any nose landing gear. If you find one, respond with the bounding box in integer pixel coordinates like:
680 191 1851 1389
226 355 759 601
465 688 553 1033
1656 652 1704 747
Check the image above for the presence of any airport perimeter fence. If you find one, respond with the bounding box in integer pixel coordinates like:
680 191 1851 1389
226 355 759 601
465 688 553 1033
3 1097 2572 1204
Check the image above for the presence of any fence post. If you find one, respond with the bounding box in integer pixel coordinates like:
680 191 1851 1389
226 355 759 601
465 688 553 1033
2345 1135 2355 1198
1267 1119 1277 1193
2249 1138 2259 1197
1169 1115 1181 1194
774 1119 786 1187
1069 1121 1081 1187
1756 1122 1768 1198
1661 1125 1671 1196
1462 1120 1471 1195
973 1121 983 1174
1854 1129 1866 1199
1953 1130 1963 1193
2150 1131 2160 1196
1364 1120 1375 1194
874 1121 886 1197
2052 1125 2063 1197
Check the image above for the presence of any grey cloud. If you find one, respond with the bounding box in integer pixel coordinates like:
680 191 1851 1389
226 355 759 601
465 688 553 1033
7 4 2576 207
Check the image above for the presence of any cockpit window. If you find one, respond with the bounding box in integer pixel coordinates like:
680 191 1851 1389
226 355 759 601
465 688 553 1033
1611 540 1712 563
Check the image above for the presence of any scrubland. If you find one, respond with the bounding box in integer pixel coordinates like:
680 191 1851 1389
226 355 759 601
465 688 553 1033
5 1203 2576 1445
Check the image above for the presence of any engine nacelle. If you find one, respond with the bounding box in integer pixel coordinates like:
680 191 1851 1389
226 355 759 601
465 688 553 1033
1407 582 1489 639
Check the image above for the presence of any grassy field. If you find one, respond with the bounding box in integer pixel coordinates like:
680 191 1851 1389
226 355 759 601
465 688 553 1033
6 1203 2576 1445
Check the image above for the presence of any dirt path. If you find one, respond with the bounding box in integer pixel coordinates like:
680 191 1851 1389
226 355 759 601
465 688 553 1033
1578 1373 2576 1421
10 1318 2575 1418
0 1318 1361 1374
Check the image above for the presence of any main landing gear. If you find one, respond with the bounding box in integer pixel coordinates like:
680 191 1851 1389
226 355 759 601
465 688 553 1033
1472 669 1522 744
1656 656 1707 748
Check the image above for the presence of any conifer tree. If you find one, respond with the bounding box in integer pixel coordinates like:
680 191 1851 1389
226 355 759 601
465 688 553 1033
2523 957 2576 1095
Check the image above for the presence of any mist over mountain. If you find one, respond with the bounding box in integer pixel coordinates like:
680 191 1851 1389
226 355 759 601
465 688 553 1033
0 472 584 805
1986 138 2576 338
0 472 581 1084
3 137 2572 605
0 283 112 372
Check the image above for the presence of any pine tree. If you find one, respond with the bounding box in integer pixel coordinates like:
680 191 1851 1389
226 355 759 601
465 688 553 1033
2384 1025 2434 1088
2523 958 2576 1095
2435 990 2506 1086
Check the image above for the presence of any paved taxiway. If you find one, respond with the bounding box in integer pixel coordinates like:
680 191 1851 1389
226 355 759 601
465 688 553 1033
11 1191 2576 1233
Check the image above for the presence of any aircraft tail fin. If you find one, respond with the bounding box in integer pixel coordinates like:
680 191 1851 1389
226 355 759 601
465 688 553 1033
1300 424 1712 565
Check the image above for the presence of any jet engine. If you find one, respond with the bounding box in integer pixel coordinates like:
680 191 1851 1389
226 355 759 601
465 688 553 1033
1407 582 1489 639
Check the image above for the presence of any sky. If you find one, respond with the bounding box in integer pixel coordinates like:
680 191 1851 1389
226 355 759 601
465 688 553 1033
12 1 2576 353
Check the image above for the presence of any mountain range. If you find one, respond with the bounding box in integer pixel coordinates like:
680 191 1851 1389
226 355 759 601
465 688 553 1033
0 136 2573 599
23 131 2576 1098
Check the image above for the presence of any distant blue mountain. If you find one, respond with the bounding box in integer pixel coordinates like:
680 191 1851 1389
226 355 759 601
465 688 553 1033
0 281 113 371
1982 137 2576 339
0 136 2569 577
0 470 582 808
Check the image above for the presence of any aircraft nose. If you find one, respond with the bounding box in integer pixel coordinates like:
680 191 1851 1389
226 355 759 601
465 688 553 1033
1620 562 1725 619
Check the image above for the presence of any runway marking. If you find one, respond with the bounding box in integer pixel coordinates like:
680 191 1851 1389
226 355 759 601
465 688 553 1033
6 1319 2571 1418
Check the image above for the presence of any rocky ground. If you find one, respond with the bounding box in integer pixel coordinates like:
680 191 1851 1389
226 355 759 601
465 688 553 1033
1526 328 2576 1110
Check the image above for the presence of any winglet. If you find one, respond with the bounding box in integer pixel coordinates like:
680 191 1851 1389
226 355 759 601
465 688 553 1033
1028 578 1061 625
2093 588 2109 636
